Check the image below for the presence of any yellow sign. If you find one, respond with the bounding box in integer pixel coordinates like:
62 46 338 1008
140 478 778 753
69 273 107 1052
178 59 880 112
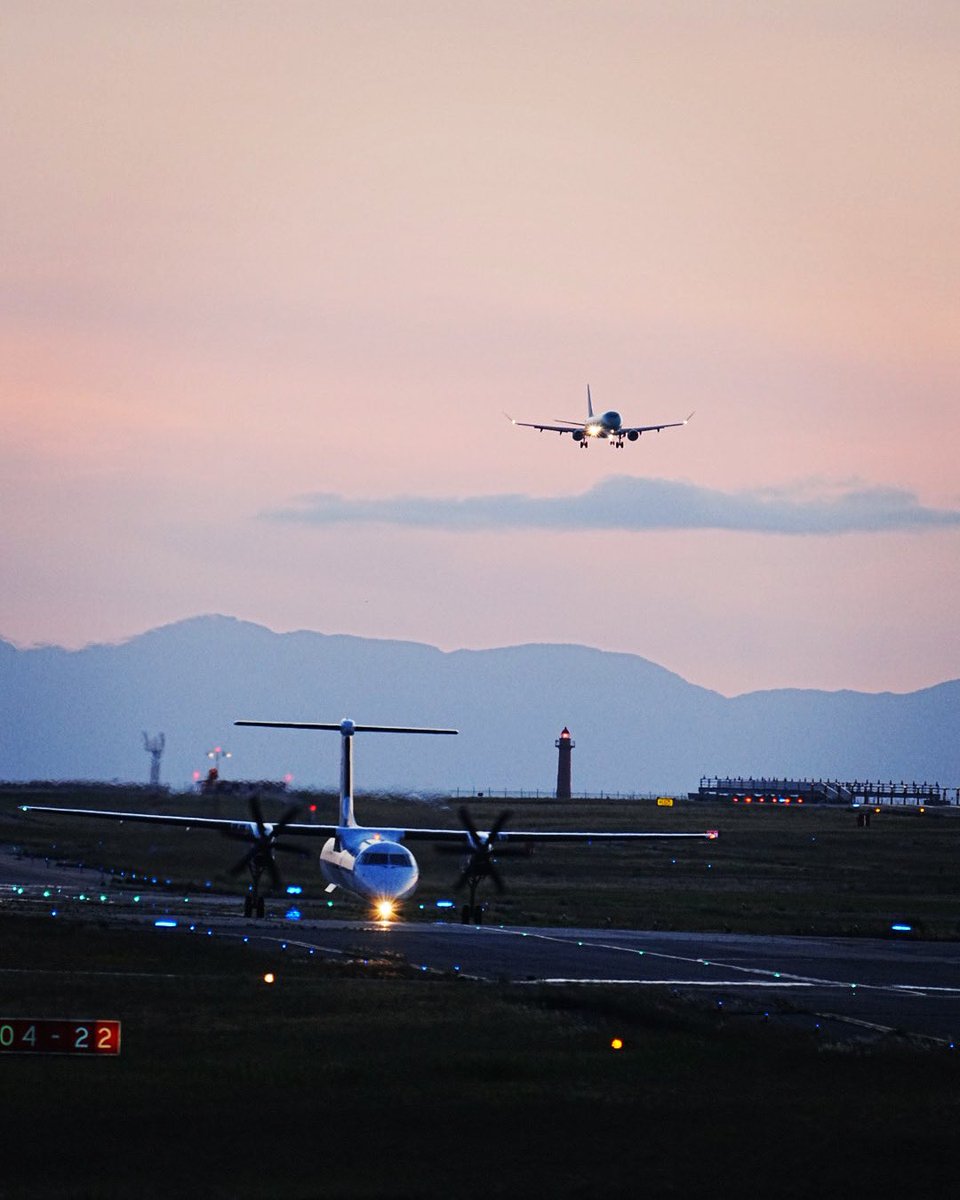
656 796 674 807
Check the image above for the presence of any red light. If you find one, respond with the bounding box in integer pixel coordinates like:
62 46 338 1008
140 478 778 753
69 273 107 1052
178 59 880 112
559 727 571 739
309 804 317 813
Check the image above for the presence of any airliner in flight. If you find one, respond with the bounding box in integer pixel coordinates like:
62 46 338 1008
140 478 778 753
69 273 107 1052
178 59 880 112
21 718 717 923
507 385 693 448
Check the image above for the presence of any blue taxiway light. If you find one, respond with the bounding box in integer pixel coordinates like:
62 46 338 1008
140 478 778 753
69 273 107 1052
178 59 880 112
436 900 455 909
286 885 303 895
154 919 178 928
891 923 913 933
285 909 302 921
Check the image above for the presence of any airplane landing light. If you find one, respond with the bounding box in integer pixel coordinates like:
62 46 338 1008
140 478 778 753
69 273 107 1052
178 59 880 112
375 900 395 921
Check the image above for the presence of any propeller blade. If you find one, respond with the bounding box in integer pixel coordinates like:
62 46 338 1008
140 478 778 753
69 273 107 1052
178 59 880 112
273 802 302 836
488 810 512 842
229 846 258 876
250 793 267 839
458 805 481 846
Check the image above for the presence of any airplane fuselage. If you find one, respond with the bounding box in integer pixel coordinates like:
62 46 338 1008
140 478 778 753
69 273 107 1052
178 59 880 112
319 828 419 901
583 409 622 438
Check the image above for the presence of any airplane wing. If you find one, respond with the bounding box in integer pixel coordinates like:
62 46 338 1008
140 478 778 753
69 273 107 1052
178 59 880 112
621 412 695 435
21 805 717 843
399 827 718 843
19 805 339 839
504 414 582 435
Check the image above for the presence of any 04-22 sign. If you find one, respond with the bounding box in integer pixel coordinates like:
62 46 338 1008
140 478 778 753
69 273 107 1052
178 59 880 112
0 1018 121 1055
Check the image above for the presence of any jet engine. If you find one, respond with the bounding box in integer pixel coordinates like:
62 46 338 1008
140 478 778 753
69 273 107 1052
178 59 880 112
627 430 640 441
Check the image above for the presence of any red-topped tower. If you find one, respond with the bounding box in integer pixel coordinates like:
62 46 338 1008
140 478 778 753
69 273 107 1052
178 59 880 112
555 726 574 799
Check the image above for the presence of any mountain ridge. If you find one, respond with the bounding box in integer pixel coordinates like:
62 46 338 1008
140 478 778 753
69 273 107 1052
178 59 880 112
1 614 957 792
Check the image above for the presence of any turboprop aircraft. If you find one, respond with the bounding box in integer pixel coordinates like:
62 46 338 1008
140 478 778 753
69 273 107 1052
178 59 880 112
20 717 718 923
506 384 693 448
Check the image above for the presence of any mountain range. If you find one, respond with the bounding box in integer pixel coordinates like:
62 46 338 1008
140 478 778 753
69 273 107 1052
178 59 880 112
1 615 957 794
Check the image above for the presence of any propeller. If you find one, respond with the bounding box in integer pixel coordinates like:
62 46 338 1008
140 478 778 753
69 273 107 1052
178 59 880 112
455 806 512 895
226 793 309 891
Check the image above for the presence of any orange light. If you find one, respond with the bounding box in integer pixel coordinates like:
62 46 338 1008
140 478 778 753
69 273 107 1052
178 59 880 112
375 900 395 921
263 972 275 985
610 1037 624 1051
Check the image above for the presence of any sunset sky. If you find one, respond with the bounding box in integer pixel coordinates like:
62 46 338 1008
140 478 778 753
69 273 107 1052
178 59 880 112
3 1 959 696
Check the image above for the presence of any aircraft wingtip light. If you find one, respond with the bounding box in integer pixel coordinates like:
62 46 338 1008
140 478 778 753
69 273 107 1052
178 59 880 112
707 829 719 839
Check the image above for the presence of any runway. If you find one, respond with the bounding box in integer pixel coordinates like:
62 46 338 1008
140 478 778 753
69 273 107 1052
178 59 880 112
4 846 959 1045
219 918 960 1045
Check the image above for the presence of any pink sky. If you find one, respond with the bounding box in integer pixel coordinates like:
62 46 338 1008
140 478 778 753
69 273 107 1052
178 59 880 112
2 1 959 695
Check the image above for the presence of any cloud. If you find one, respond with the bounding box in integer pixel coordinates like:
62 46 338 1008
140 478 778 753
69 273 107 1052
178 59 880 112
262 477 960 536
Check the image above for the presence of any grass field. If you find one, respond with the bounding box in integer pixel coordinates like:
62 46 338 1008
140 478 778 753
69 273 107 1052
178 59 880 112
2 915 958 1200
2 788 959 1198
4 786 960 937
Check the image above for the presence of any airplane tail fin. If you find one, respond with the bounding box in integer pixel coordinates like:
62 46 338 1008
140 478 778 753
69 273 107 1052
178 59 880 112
586 384 594 418
234 718 457 829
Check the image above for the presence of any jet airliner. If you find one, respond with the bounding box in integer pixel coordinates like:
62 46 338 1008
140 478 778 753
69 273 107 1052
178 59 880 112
507 385 692 448
21 718 717 923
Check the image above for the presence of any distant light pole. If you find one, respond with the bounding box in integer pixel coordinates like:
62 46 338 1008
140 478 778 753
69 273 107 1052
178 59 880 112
206 746 232 775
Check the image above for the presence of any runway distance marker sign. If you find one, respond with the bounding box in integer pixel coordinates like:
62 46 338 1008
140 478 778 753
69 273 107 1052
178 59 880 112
0 1018 121 1055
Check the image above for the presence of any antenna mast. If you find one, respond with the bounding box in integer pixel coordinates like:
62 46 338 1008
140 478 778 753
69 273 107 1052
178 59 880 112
142 732 166 789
